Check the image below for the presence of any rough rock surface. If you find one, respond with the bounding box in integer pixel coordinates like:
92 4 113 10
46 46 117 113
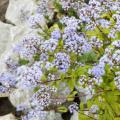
70 112 79 120
5 0 37 25
0 21 12 56
46 111 63 120
0 114 17 120
9 89 34 107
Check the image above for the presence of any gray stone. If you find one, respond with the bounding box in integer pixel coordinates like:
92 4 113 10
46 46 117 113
0 25 27 73
9 88 33 107
46 111 63 120
5 0 37 25
0 21 12 56
70 111 79 120
0 114 17 120
30 111 63 120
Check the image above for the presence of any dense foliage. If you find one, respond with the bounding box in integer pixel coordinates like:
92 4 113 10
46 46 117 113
0 0 120 120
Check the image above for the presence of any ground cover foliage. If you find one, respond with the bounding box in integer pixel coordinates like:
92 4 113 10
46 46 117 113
0 0 120 120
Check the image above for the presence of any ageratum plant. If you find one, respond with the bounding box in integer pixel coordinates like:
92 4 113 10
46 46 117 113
0 0 120 120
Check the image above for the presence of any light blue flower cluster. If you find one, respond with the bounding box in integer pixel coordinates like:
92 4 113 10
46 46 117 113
112 50 120 65
22 107 48 120
30 85 57 107
0 72 16 88
90 36 103 48
60 16 81 30
61 16 92 54
51 29 61 40
53 52 70 73
68 102 79 113
0 86 9 93
36 0 54 18
88 63 105 78
114 72 120 90
16 62 43 89
41 38 58 52
28 14 44 28
19 34 42 60
112 40 120 48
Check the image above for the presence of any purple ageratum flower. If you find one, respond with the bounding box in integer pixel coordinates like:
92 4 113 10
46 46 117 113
53 52 70 73
60 16 80 30
99 54 113 68
62 27 86 54
13 44 22 53
90 36 103 48
88 63 105 78
68 103 79 113
96 19 111 28
5 57 18 70
22 107 48 120
45 62 54 70
112 50 120 64
21 34 42 47
112 40 120 48
30 85 57 107
16 103 28 111
41 38 58 52
16 63 43 89
40 53 49 61
0 86 9 93
0 72 17 88
19 34 42 60
28 14 44 28
51 29 61 40
81 42 92 54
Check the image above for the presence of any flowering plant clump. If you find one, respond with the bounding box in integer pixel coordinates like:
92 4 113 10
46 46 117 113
0 0 120 120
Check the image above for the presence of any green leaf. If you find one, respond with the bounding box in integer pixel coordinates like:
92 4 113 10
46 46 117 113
68 8 78 18
101 12 111 20
78 51 98 64
41 75 47 82
49 67 58 73
48 56 54 62
67 78 75 91
67 91 78 101
19 59 29 65
34 86 40 92
70 52 77 63
57 106 68 113
60 73 66 80
33 53 40 61
75 65 91 77
79 111 93 120
53 1 63 13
